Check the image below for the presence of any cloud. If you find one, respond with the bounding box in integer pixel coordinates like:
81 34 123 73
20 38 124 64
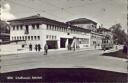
1 3 16 21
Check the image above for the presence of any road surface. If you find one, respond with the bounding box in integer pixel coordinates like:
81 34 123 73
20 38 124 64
1 49 127 73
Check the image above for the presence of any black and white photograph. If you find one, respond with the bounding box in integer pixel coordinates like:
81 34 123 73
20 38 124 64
0 0 128 82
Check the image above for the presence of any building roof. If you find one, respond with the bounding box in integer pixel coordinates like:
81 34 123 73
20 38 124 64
97 28 111 32
69 25 91 33
8 14 68 27
66 18 97 25
8 15 92 32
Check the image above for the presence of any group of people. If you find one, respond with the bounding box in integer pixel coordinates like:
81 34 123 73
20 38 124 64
123 42 128 54
29 44 41 52
29 43 49 55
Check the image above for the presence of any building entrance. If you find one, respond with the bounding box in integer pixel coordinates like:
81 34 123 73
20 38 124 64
68 38 73 45
60 38 67 48
46 40 58 49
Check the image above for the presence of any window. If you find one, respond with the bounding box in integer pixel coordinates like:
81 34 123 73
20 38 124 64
20 36 21 40
80 38 89 44
36 24 40 29
37 36 40 40
52 36 54 39
25 25 29 34
14 37 16 40
25 36 27 40
20 25 23 30
46 24 49 30
31 36 33 40
22 36 24 40
13 26 15 30
55 36 56 39
32 24 35 29
34 36 36 40
28 36 30 40
16 26 19 30
46 35 48 39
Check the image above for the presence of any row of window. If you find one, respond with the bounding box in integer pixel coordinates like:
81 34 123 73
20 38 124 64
46 35 57 40
12 24 40 30
46 24 83 34
79 38 89 44
47 24 68 32
12 36 40 41
12 24 85 35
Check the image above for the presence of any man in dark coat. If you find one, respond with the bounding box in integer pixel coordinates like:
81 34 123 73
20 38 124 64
44 43 48 55
35 44 38 52
37 44 41 52
29 43 32 51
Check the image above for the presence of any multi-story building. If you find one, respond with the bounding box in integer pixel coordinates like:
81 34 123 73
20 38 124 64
67 18 103 49
97 27 113 39
8 15 92 52
66 18 97 32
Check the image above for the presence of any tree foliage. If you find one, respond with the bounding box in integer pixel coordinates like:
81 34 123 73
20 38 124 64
109 23 127 44
0 20 10 33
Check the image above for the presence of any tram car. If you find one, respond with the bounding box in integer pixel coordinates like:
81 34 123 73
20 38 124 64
101 36 113 50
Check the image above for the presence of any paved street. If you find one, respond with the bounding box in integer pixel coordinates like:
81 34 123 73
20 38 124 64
1 48 127 73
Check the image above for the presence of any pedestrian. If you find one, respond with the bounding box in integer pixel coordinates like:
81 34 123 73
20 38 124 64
35 44 38 52
44 43 48 55
37 44 41 52
29 43 32 51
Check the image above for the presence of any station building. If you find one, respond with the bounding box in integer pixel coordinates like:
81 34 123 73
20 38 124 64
8 15 94 52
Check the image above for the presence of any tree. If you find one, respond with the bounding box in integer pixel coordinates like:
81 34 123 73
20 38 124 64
0 20 10 33
109 23 127 44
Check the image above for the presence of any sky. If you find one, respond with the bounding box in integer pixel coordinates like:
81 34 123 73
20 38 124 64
0 0 127 32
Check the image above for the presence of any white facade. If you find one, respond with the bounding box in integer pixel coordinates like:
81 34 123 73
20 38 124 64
9 20 91 52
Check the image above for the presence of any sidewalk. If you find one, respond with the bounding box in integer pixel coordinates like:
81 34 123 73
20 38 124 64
1 47 103 61
1 47 97 57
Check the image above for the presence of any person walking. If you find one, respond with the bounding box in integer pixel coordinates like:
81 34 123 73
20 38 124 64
29 43 32 51
37 44 41 52
35 44 38 52
44 43 48 55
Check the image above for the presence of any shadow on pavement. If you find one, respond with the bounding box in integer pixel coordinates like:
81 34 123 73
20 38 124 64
102 50 128 59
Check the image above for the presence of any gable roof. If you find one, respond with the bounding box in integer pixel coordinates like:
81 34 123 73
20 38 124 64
8 15 67 27
66 18 97 25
